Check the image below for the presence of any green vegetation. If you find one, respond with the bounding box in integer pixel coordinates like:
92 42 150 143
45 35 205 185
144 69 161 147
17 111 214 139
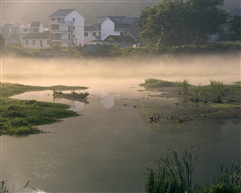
0 83 87 136
209 80 224 103
139 0 227 47
145 146 241 193
230 16 241 41
178 79 189 96
0 33 4 53
0 97 78 136
1 82 88 97
141 78 241 104
140 78 177 88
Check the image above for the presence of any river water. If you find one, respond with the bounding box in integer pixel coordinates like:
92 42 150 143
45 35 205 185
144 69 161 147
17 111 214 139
1 55 240 192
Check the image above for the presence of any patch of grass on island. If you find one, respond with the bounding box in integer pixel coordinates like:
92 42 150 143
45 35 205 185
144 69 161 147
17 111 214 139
1 82 88 97
140 78 177 88
0 82 86 136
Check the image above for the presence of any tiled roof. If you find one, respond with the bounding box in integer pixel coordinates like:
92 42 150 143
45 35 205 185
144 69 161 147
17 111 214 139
30 21 42 27
104 35 136 42
2 23 13 29
49 9 75 18
85 24 101 31
23 32 49 40
107 16 138 25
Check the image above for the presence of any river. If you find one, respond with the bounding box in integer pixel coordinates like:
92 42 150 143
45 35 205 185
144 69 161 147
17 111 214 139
1 55 240 192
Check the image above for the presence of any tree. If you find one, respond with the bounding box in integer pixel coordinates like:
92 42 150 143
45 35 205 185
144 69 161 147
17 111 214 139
139 0 227 47
0 34 4 52
230 15 241 41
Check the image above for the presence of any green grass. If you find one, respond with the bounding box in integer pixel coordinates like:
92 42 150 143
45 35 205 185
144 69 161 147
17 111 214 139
0 97 78 136
0 82 87 136
140 78 177 88
1 82 88 97
141 78 241 104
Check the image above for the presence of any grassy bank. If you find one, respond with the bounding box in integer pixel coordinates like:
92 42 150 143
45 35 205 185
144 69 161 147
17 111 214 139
0 82 88 136
138 79 241 126
141 79 241 104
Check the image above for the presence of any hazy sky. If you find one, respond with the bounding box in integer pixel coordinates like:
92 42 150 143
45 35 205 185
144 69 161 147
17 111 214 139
1 0 240 25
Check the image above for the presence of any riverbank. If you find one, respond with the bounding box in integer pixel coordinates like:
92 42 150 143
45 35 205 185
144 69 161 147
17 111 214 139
0 83 88 136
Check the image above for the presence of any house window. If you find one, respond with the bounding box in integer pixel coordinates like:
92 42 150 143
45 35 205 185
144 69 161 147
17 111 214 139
40 40 43 44
52 34 61 40
24 29 28 32
73 18 75 22
34 29 38 33
92 32 96 36
73 26 75 30
25 40 28 45
32 40 35 45
84 32 88 36
73 34 75 38
47 40 50 45
51 24 59 30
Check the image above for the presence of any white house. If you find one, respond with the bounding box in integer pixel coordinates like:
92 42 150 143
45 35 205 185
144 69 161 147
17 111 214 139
22 32 50 49
49 9 84 47
29 21 45 33
84 24 101 45
97 16 139 40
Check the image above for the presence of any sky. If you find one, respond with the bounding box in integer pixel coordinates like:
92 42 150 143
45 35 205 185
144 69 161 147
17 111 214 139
0 0 240 25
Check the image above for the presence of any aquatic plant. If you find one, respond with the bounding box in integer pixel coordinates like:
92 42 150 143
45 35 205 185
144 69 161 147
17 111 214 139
145 145 199 193
209 80 224 103
145 146 241 193
177 79 189 96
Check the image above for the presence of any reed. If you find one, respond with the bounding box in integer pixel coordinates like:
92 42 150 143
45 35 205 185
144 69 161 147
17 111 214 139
145 145 198 193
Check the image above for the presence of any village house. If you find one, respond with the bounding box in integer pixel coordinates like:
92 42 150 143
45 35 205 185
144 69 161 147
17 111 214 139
1 21 47 47
84 24 101 45
103 35 136 48
97 16 140 41
29 21 45 33
22 32 50 49
49 9 84 47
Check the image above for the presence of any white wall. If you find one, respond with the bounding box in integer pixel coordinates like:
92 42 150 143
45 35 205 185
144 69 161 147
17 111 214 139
84 31 101 45
65 10 85 46
22 39 50 49
101 18 113 40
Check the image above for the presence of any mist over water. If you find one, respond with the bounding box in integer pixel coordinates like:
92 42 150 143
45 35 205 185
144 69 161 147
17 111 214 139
2 53 240 88
1 53 240 192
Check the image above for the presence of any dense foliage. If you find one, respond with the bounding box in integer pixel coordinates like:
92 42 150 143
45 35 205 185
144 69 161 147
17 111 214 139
230 16 241 41
139 0 227 47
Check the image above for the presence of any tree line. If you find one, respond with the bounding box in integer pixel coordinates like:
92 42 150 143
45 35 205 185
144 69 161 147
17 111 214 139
138 0 240 47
